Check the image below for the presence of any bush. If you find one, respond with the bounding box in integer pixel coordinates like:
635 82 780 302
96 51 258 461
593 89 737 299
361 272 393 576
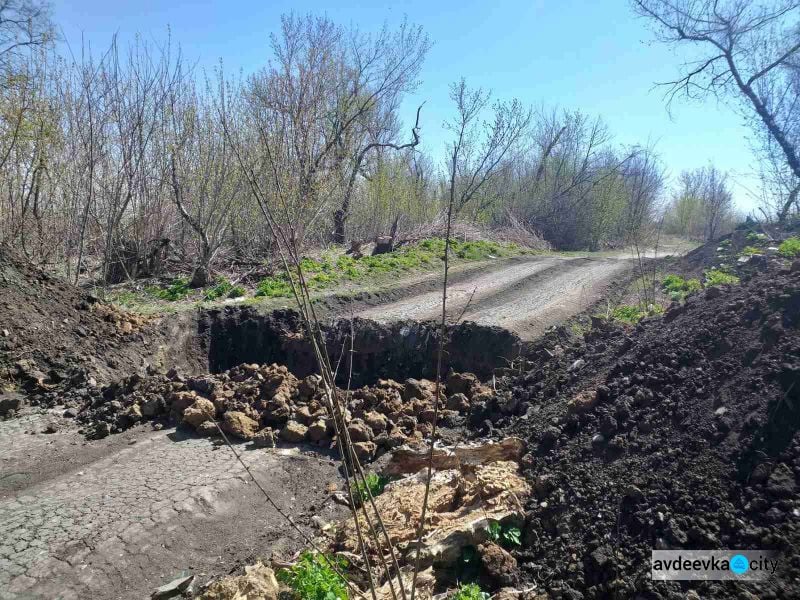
746 232 768 244
662 274 702 301
704 268 740 286
277 552 348 600
147 277 190 301
451 583 490 600
352 472 388 504
779 237 800 258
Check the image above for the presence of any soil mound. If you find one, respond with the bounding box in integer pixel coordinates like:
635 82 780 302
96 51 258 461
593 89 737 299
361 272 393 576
0 249 163 411
493 255 800 597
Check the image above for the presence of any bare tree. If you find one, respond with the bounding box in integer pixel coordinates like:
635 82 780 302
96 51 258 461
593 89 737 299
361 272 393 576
633 0 800 219
0 0 53 72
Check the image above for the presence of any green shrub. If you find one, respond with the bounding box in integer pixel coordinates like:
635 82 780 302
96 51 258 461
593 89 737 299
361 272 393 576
451 583 490 600
704 268 740 286
147 277 190 301
228 284 246 298
352 472 389 504
203 277 247 300
277 552 348 600
779 237 800 258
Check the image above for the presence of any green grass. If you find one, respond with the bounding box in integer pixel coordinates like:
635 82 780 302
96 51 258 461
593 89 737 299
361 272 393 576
662 274 702 301
704 268 740 286
203 277 246 301
352 472 388 504
254 239 526 299
277 552 348 600
611 303 664 325
451 583 490 600
779 237 800 259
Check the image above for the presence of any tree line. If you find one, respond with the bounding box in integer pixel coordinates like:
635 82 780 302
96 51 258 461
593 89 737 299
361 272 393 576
0 1 797 286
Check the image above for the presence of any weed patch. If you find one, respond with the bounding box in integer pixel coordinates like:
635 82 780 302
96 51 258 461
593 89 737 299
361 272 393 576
204 277 246 301
779 237 800 259
352 472 388 504
705 268 740 286
277 552 348 600
146 278 190 301
662 274 701 302
611 304 664 325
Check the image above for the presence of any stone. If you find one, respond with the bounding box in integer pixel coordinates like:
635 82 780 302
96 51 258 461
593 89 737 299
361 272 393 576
0 394 22 416
568 359 586 372
307 420 329 442
353 441 377 462
196 421 218 437
767 463 796 497
478 542 517 586
221 411 259 440
182 398 216 428
447 372 480 396
251 428 276 448
152 574 194 599
347 419 373 442
198 563 278 600
279 420 308 443
446 393 470 412
363 410 388 433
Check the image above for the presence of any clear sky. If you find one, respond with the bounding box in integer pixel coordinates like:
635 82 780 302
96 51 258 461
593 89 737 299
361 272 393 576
54 0 762 213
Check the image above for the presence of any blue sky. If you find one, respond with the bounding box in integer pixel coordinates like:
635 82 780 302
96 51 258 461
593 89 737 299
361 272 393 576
54 0 761 212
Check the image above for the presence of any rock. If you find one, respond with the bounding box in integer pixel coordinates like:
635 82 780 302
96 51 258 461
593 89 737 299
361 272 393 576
599 415 618 437
353 441 377 462
141 397 164 417
750 463 772 484
767 463 796 497
540 426 560 447
446 393 470 412
63 408 78 418
0 394 22 416
307 420 329 442
198 563 278 600
294 405 315 425
447 372 480 396
364 410 388 433
347 419 373 442
403 378 432 401
568 359 586 372
478 542 517 586
182 398 216 428
152 574 194 599
298 374 321 400
221 411 259 440
261 399 291 425
584 545 616 585
279 420 308 443
567 390 597 415
88 421 111 440
252 428 276 448
196 421 218 437
42 422 60 434
150 575 194 600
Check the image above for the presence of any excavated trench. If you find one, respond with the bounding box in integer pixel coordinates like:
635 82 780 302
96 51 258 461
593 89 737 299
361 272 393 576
194 306 523 387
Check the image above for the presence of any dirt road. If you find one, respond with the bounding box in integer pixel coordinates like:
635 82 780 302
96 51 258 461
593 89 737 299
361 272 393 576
0 411 344 600
360 254 636 338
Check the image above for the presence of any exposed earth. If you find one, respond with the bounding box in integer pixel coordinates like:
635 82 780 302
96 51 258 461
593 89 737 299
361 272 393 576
2 234 799 600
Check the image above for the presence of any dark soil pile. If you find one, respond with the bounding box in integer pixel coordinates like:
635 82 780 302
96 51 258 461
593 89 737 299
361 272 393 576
0 249 164 412
76 362 490 462
488 257 800 598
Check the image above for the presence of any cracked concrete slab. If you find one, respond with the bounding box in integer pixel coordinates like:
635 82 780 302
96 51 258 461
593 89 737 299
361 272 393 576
0 411 344 600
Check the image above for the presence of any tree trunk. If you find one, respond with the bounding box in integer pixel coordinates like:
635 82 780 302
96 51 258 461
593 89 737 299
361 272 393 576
778 183 800 223
333 207 347 244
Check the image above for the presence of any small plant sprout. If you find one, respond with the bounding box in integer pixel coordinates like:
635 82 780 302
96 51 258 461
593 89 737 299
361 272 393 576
451 583 490 600
352 472 389 504
662 274 701 302
486 520 522 548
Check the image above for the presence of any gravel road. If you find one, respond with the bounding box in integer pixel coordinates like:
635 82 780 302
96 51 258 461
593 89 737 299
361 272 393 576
360 254 635 338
